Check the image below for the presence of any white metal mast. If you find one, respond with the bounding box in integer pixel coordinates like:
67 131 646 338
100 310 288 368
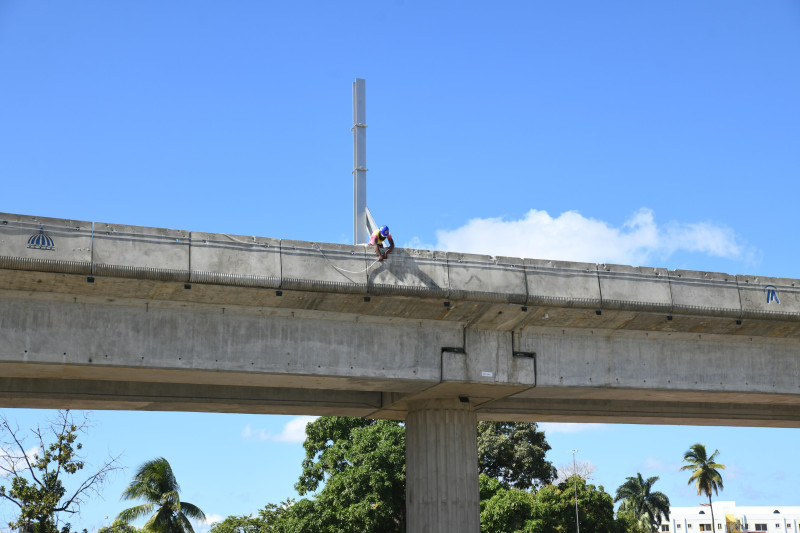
352 78 368 244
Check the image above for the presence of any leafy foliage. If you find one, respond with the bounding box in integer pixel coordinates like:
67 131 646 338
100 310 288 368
481 474 626 533
116 457 205 533
616 508 653 533
479 474 537 533
614 473 670 531
208 502 295 533
294 417 406 533
478 421 557 491
213 417 562 533
97 521 144 533
0 410 120 533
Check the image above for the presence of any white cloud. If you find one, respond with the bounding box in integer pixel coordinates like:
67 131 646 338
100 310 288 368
724 462 742 481
539 423 608 434
408 208 748 266
240 416 318 444
190 514 223 533
643 456 683 473
272 416 318 443
0 446 40 477
203 514 223 525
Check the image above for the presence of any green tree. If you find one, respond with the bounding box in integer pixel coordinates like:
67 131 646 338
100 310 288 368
541 475 619 533
97 521 144 533
480 474 623 533
614 473 670 531
208 501 295 533
0 410 120 533
616 508 652 533
211 417 559 533
116 457 205 533
207 515 263 533
294 417 406 533
479 474 537 533
478 422 557 491
680 443 725 532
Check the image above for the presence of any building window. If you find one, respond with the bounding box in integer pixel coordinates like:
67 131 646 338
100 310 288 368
756 525 768 531
718 525 722 530
677 525 682 529
700 524 712 531
776 525 781 529
688 525 693 529
662 526 670 532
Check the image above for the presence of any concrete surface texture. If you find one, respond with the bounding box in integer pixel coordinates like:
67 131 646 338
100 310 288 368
1 212 799 427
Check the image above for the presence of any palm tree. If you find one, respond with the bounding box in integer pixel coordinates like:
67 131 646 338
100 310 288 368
116 457 206 533
614 473 671 532
680 444 725 533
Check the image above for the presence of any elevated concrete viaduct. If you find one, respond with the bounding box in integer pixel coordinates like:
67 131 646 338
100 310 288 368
2 212 799 531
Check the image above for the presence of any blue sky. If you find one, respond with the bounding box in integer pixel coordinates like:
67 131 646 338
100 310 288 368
1 0 799 530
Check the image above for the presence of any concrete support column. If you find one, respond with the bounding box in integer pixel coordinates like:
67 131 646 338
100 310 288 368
405 398 480 533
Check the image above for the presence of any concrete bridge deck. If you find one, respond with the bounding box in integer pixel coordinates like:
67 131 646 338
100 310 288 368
1 212 799 427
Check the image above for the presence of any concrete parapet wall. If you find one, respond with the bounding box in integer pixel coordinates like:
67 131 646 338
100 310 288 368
447 253 526 304
189 232 281 288
598 264 671 312
0 213 92 274
92 222 190 282
524 259 601 308
2 212 800 321
369 248 449 298
281 240 368 294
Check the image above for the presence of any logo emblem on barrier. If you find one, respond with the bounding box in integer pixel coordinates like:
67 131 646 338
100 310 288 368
27 228 55 251
764 285 780 305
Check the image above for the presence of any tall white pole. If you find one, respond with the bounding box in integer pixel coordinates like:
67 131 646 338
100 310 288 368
352 78 368 245
571 449 581 533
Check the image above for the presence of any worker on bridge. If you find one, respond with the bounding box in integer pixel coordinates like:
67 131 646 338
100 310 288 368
369 225 394 261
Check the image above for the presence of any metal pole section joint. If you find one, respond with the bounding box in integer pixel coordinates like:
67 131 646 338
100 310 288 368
352 78 368 245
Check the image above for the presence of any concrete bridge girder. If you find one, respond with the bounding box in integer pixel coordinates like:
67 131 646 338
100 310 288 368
3 211 800 532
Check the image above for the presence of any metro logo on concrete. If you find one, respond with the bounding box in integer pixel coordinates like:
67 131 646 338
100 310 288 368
26 228 55 251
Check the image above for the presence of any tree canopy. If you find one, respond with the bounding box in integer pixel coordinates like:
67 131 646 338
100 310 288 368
209 417 580 533
0 410 120 533
293 417 406 533
478 421 557 491
481 474 624 533
116 457 205 533
614 473 670 532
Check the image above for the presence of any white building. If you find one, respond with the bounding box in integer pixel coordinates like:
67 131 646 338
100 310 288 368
660 502 800 533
